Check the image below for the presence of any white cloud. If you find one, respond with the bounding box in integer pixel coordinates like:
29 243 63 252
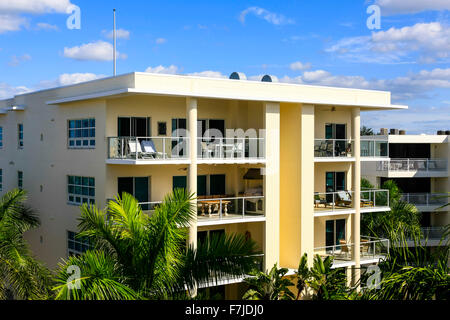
187 71 227 78
0 0 73 14
102 29 130 40
63 41 127 61
374 0 450 15
239 7 295 25
0 14 28 33
155 38 167 44
8 54 31 67
145 65 179 74
326 22 450 64
57 73 105 86
35 22 58 31
0 82 31 99
289 61 312 71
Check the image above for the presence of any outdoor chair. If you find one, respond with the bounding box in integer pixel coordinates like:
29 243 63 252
141 140 167 159
128 140 143 159
314 193 327 208
361 239 370 256
336 191 352 207
339 240 350 259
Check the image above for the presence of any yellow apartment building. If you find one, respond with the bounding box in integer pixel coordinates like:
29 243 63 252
0 72 407 298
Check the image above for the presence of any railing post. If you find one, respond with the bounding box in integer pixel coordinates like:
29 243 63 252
242 198 245 218
136 137 138 160
163 138 166 159
219 199 222 219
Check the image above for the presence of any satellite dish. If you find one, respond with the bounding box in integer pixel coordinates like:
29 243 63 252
261 75 278 82
229 72 247 80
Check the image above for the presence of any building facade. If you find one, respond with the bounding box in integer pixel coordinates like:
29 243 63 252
0 72 406 298
362 132 450 247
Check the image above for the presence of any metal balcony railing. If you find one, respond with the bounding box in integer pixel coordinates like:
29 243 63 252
197 137 265 160
360 139 389 157
376 159 448 172
314 139 354 158
400 193 448 207
314 189 390 213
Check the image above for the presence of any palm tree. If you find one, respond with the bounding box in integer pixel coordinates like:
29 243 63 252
0 189 52 300
360 126 374 136
307 255 348 300
242 264 295 300
53 189 260 300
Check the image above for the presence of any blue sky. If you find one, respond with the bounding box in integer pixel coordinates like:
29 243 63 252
1 0 449 134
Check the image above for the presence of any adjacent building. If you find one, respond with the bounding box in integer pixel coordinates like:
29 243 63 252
0 72 406 298
362 131 449 246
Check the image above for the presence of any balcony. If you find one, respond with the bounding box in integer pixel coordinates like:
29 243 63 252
106 136 265 165
376 158 448 177
314 139 354 161
360 138 389 159
139 195 265 226
314 189 390 216
197 137 265 164
405 227 449 247
314 237 390 268
107 137 189 164
400 193 448 211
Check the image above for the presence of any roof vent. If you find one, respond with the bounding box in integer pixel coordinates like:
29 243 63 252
261 75 278 82
437 130 445 135
390 128 399 135
445 130 450 135
399 130 406 135
379 128 388 136
229 72 247 80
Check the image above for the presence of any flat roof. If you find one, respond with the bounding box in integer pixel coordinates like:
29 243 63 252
2 72 407 110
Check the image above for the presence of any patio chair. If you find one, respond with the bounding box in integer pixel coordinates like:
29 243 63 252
326 142 334 157
319 142 327 157
336 191 352 207
361 239 370 256
339 240 350 259
200 141 215 158
128 140 143 159
141 140 167 159
314 193 327 208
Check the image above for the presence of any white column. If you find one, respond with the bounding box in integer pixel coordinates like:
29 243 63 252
352 107 361 289
263 102 280 271
187 97 198 248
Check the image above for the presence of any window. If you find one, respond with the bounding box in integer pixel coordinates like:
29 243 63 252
0 169 2 191
118 177 150 209
18 124 23 148
118 117 150 137
68 119 96 148
172 174 223 196
18 171 23 190
67 231 93 256
157 122 167 136
68 176 95 205
326 219 346 247
0 126 3 148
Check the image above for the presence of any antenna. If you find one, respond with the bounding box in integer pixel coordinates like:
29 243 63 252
113 8 116 76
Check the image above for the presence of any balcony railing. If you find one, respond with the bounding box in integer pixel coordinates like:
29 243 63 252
314 237 390 265
361 139 389 157
197 137 265 160
376 159 448 172
314 189 390 213
419 227 448 240
314 139 353 158
108 137 189 160
197 196 265 222
137 196 265 222
400 193 448 207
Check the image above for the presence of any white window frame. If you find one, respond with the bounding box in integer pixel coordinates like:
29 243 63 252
67 230 93 256
67 175 95 206
68 118 96 149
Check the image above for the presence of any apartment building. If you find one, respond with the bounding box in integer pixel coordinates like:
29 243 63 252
362 131 450 247
0 72 405 298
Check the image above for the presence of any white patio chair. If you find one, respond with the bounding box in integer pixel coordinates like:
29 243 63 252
141 140 167 159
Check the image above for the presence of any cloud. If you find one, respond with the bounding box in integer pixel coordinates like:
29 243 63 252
0 0 73 14
289 61 312 71
374 0 450 15
145 65 179 74
102 29 130 40
8 54 31 67
0 14 28 33
155 38 167 44
57 73 106 86
326 22 450 64
239 7 295 25
0 82 31 99
63 41 127 61
187 71 227 78
35 22 58 31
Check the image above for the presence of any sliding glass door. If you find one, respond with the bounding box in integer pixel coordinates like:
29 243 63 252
118 177 150 210
326 219 346 248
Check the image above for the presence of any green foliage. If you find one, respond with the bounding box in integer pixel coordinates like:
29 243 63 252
242 264 295 300
53 189 260 300
307 255 348 300
361 178 374 190
360 126 374 136
0 189 53 300
381 179 402 204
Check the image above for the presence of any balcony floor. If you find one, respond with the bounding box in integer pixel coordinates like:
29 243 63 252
317 253 386 268
197 213 265 226
314 205 391 217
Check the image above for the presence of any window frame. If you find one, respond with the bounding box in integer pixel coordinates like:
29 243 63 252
67 175 95 206
18 124 23 149
0 169 2 191
67 230 93 256
0 126 3 149
18 171 23 190
67 118 96 149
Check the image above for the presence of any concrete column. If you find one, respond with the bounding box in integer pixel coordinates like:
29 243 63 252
352 107 361 289
263 102 280 271
187 97 198 248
